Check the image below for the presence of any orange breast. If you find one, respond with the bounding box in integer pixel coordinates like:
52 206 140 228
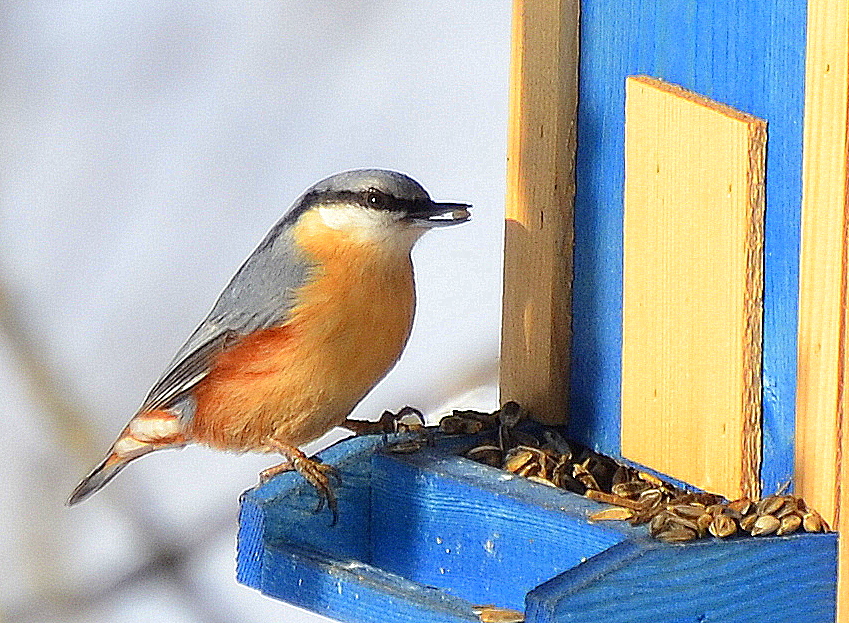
189 211 416 452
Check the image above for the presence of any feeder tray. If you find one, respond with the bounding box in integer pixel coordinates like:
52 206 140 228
237 432 837 623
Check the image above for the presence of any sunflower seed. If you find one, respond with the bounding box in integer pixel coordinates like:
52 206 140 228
503 448 535 473
527 475 557 488
465 445 503 467
611 480 651 499
802 510 829 533
776 514 802 535
750 514 780 536
439 415 484 435
740 513 758 532
656 525 698 543
726 497 753 515
472 605 525 623
589 507 635 521
708 514 737 538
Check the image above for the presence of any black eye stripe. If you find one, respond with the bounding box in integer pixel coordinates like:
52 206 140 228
304 189 423 213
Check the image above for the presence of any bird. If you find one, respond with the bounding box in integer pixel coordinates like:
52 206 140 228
68 169 471 521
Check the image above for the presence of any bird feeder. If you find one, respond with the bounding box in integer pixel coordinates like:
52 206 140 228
237 0 849 621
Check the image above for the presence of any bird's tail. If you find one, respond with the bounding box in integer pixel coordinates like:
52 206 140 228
67 452 131 506
67 410 187 506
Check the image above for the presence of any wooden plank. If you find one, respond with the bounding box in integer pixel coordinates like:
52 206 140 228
621 76 766 501
240 433 837 623
500 0 579 425
794 0 849 617
369 449 629 611
567 0 807 495
236 435 381 585
795 0 849 531
841 380 849 623
527 534 837 623
261 544 479 623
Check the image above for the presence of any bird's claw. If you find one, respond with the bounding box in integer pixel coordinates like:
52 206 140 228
293 456 339 525
259 461 293 484
260 440 341 526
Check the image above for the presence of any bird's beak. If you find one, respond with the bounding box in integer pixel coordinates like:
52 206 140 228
407 201 472 227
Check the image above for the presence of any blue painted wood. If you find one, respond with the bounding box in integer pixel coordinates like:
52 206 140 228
261 543 479 623
527 534 837 623
237 434 381 578
369 443 630 611
238 434 838 623
568 0 807 493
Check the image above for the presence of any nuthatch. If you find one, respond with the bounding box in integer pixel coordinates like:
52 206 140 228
68 169 470 520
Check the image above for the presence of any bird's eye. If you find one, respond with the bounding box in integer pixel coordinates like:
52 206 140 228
366 190 386 209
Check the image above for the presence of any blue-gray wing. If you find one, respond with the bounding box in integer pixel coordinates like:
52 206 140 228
139 216 313 413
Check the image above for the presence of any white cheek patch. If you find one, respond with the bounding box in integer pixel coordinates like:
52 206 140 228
316 204 426 251
318 206 396 235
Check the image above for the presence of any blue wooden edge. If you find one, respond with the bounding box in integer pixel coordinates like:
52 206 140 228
238 433 837 623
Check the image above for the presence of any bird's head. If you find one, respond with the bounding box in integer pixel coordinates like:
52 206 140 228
293 169 471 251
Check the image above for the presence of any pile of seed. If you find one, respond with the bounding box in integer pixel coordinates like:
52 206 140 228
595 482 829 543
442 403 829 543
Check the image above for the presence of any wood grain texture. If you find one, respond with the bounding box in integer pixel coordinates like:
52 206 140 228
500 0 579 425
620 76 766 501
795 0 849 529
236 435 379 578
841 361 849 623
793 0 849 617
261 544 480 623
568 0 806 497
238 433 837 623
527 534 837 623
369 448 629 611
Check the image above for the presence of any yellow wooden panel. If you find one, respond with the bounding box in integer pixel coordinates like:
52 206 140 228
500 0 579 425
793 0 849 617
621 76 766 500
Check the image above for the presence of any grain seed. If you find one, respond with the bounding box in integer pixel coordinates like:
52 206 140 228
756 496 786 516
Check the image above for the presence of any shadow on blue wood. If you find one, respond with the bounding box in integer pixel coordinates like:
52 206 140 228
238 434 837 623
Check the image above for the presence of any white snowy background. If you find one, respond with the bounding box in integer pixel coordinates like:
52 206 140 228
0 2 510 622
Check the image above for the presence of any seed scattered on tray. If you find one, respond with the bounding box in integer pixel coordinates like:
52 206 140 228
472 604 525 623
445 402 830 543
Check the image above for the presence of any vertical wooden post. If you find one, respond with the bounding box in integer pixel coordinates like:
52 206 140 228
501 0 579 425
795 0 849 617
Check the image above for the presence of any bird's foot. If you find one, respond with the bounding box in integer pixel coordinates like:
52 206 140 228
259 460 294 483
343 405 425 436
261 440 341 526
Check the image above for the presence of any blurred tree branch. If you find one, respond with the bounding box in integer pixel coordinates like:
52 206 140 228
0 278 101 465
